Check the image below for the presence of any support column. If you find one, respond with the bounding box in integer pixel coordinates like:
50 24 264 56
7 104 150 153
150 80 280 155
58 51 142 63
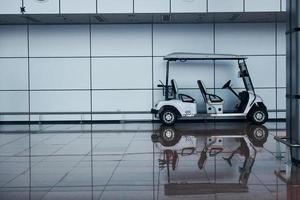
286 0 300 164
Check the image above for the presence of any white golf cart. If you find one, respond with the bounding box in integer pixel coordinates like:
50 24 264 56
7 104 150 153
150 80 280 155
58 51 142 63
151 53 268 125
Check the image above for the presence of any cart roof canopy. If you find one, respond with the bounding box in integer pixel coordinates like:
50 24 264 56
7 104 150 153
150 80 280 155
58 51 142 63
164 52 248 61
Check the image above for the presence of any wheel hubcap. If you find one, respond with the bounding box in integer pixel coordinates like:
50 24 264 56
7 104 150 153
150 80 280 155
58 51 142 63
165 130 172 138
254 111 265 122
164 112 174 122
254 128 265 138
163 129 175 141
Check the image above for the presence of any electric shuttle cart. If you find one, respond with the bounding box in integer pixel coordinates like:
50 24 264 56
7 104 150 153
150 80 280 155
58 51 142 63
151 53 268 125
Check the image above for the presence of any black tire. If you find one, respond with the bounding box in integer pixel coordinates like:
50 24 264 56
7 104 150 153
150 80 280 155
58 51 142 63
159 108 177 125
151 133 159 143
159 126 182 147
249 107 268 125
247 125 268 147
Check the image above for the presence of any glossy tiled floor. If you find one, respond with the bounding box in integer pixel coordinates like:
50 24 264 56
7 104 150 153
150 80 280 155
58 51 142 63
0 122 297 200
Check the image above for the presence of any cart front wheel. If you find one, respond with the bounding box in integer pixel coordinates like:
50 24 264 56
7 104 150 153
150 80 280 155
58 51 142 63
249 108 268 124
160 108 177 125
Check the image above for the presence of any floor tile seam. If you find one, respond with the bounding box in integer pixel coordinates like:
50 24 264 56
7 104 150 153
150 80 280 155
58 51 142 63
97 133 137 200
14 134 59 157
252 172 279 195
0 134 30 150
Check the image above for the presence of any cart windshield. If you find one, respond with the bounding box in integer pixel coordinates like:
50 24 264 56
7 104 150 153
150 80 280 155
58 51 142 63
238 60 254 92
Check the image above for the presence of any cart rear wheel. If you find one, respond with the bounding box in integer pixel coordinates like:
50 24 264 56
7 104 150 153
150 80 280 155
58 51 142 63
249 108 268 124
160 108 177 125
247 125 268 147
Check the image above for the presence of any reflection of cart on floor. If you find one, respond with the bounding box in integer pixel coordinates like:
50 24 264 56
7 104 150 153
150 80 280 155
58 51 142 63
151 123 269 196
151 53 268 125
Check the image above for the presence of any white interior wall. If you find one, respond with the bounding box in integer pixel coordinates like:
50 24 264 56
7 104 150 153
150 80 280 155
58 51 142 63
0 22 286 121
0 0 286 15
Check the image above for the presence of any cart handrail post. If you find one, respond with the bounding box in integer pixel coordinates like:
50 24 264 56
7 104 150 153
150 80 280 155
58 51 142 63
165 60 170 100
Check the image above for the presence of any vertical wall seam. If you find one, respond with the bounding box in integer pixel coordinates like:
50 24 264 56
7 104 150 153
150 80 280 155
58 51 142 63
133 0 135 13
59 0 61 14
151 24 154 110
213 22 216 94
96 0 98 14
88 18 94 198
275 19 278 120
243 0 246 12
89 20 93 122
27 24 30 123
280 0 282 12
206 0 208 12
26 22 32 199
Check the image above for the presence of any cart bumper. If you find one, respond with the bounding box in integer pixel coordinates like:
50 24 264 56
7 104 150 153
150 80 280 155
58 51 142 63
151 108 158 114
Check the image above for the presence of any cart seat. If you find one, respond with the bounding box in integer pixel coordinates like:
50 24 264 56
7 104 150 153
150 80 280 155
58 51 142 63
171 79 195 103
197 80 223 104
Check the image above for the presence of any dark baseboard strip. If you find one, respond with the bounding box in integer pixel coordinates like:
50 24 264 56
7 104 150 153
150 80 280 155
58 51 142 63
0 118 286 125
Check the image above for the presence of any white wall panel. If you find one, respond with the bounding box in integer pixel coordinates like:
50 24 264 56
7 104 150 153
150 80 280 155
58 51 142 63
208 0 243 12
92 57 152 89
32 114 91 121
0 0 21 14
277 88 286 110
30 91 90 112
215 23 275 55
98 0 133 13
93 90 152 111
282 0 286 11
93 114 152 120
277 56 286 87
153 57 214 89
277 23 286 55
30 58 90 90
0 22 285 121
91 24 151 56
153 89 165 104
0 59 28 90
255 89 276 110
215 57 276 96
29 25 90 57
171 0 207 13
246 56 276 88
215 60 244 88
0 92 28 112
277 112 286 119
134 0 169 13
153 24 214 56
0 25 27 57
245 0 280 12
61 0 96 14
24 0 59 14
0 115 29 121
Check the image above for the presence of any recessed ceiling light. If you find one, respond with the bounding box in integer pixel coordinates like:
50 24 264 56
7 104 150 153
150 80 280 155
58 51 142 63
35 0 49 3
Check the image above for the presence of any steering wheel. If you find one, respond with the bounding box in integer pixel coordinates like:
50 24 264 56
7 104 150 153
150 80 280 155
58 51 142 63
159 80 165 86
222 80 232 89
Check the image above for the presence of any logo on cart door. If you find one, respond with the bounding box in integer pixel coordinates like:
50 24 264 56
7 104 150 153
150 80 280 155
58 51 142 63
185 111 192 116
